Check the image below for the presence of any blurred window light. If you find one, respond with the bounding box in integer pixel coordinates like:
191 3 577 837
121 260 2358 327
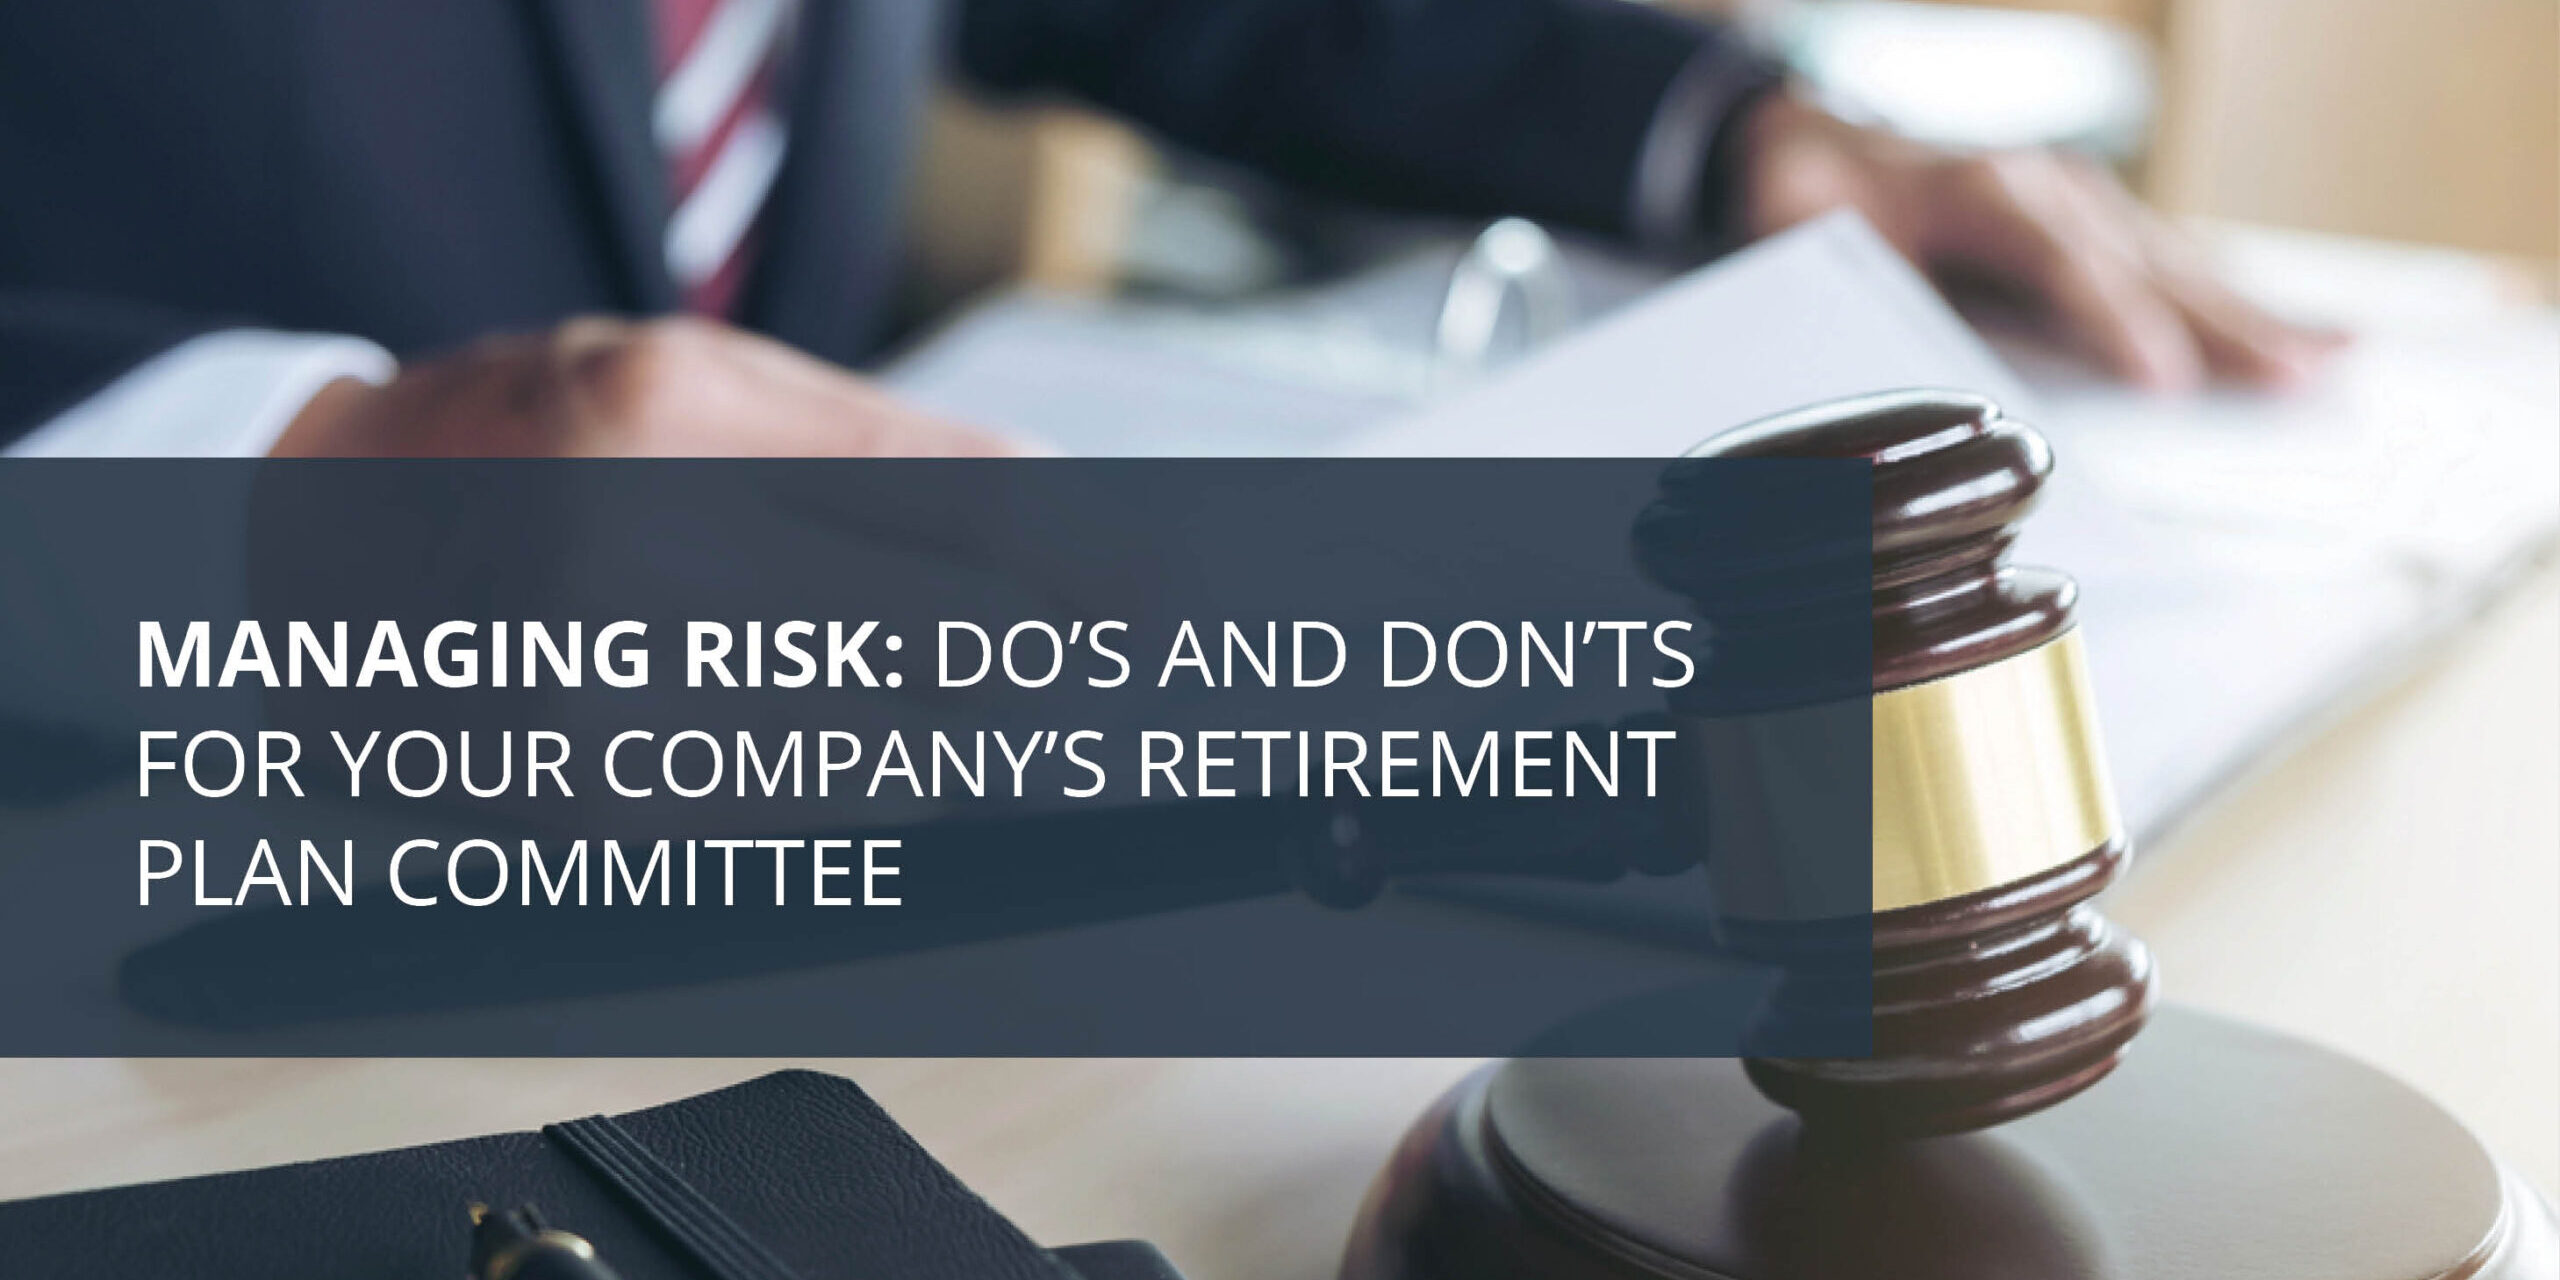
1773 1 2156 158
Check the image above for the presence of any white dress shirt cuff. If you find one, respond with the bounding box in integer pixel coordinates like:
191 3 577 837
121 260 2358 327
4 329 398 458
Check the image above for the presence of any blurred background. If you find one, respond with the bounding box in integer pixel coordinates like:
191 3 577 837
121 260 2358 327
899 0 2558 315
1 7 2552 1262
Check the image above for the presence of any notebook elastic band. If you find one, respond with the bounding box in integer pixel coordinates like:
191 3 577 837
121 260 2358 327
545 1113 807 1280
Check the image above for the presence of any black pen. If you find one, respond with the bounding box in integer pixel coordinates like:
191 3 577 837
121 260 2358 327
467 1203 625 1280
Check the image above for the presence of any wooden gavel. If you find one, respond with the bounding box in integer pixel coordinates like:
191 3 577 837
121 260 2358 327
1644 388 2154 1137
1344 389 2552 1280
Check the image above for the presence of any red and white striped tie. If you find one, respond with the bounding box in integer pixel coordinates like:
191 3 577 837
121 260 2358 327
654 0 794 316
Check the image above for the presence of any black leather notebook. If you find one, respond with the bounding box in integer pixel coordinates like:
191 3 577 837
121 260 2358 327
0 1070 1183 1280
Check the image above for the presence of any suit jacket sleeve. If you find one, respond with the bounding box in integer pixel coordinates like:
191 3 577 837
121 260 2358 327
953 0 1737 239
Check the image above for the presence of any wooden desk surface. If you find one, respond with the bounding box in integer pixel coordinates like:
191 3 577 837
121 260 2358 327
1 569 2551 1280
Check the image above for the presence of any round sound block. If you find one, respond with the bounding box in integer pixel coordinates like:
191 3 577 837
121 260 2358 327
1343 1006 2556 1279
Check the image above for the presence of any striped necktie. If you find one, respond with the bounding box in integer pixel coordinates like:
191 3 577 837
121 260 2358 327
653 0 794 316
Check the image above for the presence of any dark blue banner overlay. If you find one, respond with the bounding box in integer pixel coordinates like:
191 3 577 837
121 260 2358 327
0 459 1871 1055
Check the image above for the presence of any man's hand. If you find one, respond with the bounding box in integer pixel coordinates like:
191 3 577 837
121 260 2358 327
1735 93 2346 392
273 315 1017 458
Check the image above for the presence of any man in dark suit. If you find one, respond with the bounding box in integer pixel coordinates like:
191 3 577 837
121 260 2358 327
0 0 2335 458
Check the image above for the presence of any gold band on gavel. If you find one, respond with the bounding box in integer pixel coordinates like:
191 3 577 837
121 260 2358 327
1674 629 2123 919
1868 629 2121 911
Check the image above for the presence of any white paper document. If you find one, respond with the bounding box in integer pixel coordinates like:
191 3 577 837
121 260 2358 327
1335 212 2030 457
886 212 2558 844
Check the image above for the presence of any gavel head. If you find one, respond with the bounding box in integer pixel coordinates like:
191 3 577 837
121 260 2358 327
1639 388 2155 1138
